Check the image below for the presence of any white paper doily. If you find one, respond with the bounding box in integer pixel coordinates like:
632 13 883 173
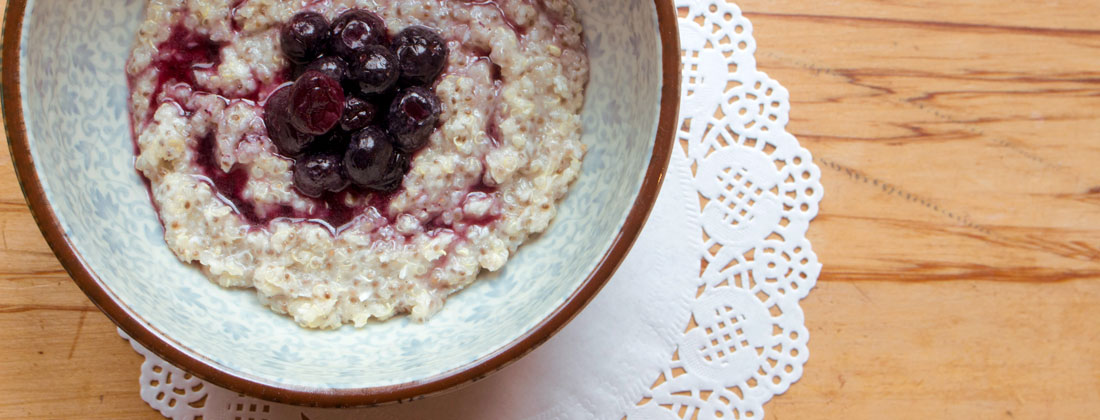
120 1 822 418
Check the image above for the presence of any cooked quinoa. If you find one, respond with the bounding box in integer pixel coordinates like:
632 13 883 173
127 0 588 328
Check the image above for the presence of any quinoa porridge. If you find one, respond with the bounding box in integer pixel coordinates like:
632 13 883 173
127 0 588 328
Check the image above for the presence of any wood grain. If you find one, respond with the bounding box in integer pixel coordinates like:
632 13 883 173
2 0 1100 418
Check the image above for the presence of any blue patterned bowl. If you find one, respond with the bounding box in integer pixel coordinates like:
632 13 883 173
2 0 679 406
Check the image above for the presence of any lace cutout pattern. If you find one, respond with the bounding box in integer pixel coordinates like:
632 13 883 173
121 2 821 418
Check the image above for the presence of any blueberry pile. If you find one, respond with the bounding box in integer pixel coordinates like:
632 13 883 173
265 10 447 197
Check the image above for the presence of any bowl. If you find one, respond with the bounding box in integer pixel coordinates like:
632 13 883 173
2 0 679 406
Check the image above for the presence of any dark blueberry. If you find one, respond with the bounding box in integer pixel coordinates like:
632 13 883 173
303 55 349 82
372 152 409 192
344 126 402 188
293 153 349 197
281 12 330 64
330 9 386 60
387 86 440 151
289 70 345 135
263 85 314 155
340 96 377 132
348 45 399 95
306 129 351 155
392 26 448 84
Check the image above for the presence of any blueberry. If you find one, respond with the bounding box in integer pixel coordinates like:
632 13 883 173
281 12 330 64
344 126 405 189
289 70 345 135
330 9 386 60
303 55 348 82
293 153 349 198
340 96 377 132
349 45 399 95
263 85 314 155
387 86 440 151
306 129 352 156
392 26 448 84
373 152 409 192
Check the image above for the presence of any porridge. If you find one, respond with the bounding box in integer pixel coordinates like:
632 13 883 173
126 0 588 329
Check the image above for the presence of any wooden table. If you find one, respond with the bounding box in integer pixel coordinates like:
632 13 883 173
3 0 1099 418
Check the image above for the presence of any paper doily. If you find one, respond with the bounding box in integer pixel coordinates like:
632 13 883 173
120 1 822 418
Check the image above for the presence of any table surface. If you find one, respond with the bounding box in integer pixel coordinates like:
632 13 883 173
3 0 1100 418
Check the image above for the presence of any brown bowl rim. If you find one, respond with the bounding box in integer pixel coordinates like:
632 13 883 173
1 0 681 407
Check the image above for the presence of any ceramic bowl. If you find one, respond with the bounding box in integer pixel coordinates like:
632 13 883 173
2 0 679 406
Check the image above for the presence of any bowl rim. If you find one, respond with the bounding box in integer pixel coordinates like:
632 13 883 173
1 0 681 407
